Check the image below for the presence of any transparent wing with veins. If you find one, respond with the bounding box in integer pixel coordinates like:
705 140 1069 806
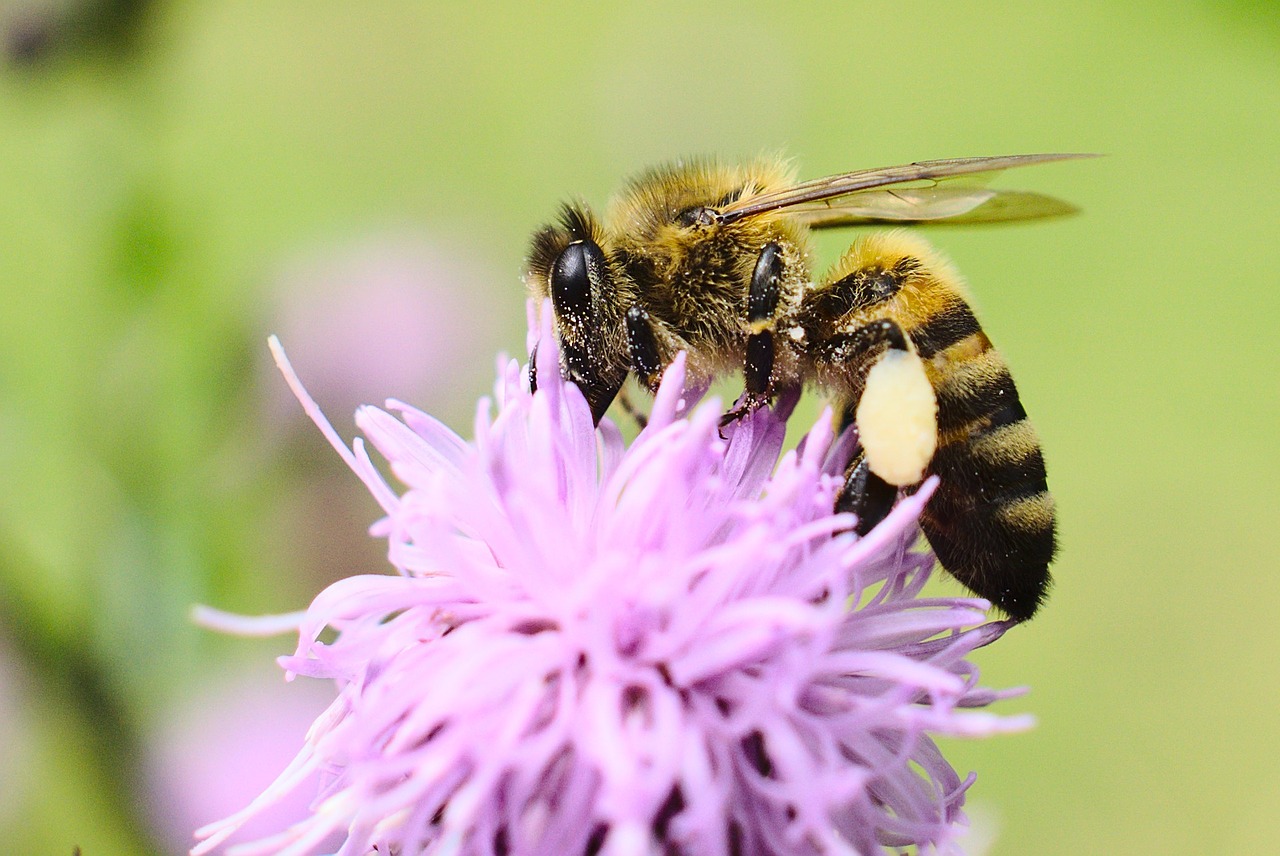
716 153 1097 227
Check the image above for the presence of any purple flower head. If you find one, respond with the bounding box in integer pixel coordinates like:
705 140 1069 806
194 305 1031 856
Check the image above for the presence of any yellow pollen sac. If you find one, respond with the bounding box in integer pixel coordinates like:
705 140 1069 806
856 349 939 486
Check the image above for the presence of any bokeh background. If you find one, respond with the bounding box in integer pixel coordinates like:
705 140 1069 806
1 1 1276 853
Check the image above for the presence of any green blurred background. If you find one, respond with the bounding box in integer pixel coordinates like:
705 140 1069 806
1 1 1276 853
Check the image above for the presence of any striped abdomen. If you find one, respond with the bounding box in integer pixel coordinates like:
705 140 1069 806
911 300 1056 621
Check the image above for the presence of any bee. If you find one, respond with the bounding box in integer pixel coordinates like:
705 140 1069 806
525 154 1092 621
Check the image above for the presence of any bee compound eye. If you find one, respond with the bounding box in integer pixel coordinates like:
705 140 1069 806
550 239 604 317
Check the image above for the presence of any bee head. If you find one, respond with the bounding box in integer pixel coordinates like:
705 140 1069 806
524 204 628 422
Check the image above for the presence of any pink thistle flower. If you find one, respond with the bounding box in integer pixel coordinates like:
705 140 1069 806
193 307 1032 856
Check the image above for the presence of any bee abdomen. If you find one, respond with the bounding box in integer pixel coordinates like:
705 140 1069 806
922 366 1055 621
910 300 982 360
930 343 1025 435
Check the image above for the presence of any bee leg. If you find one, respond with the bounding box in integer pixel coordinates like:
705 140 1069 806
615 386 649 431
625 305 664 390
821 318 938 488
814 317 909 364
836 450 898 536
722 242 784 427
528 342 539 394
744 242 783 398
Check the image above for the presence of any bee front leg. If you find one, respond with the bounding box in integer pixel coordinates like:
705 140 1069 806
614 386 649 431
625 305 664 390
528 342 540 394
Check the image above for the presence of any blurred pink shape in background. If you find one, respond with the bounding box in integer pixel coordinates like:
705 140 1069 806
143 661 343 855
263 231 508 433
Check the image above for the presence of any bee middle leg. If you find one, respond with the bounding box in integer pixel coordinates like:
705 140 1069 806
721 242 784 426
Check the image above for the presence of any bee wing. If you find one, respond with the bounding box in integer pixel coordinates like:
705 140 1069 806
716 153 1096 225
792 188 1080 227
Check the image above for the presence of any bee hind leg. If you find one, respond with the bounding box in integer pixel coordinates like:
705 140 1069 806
822 317 938 537
812 317 909 364
816 317 937 487
836 450 898 536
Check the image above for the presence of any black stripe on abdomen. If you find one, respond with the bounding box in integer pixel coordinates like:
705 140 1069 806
929 428 1048 506
933 352 1023 435
911 302 981 359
